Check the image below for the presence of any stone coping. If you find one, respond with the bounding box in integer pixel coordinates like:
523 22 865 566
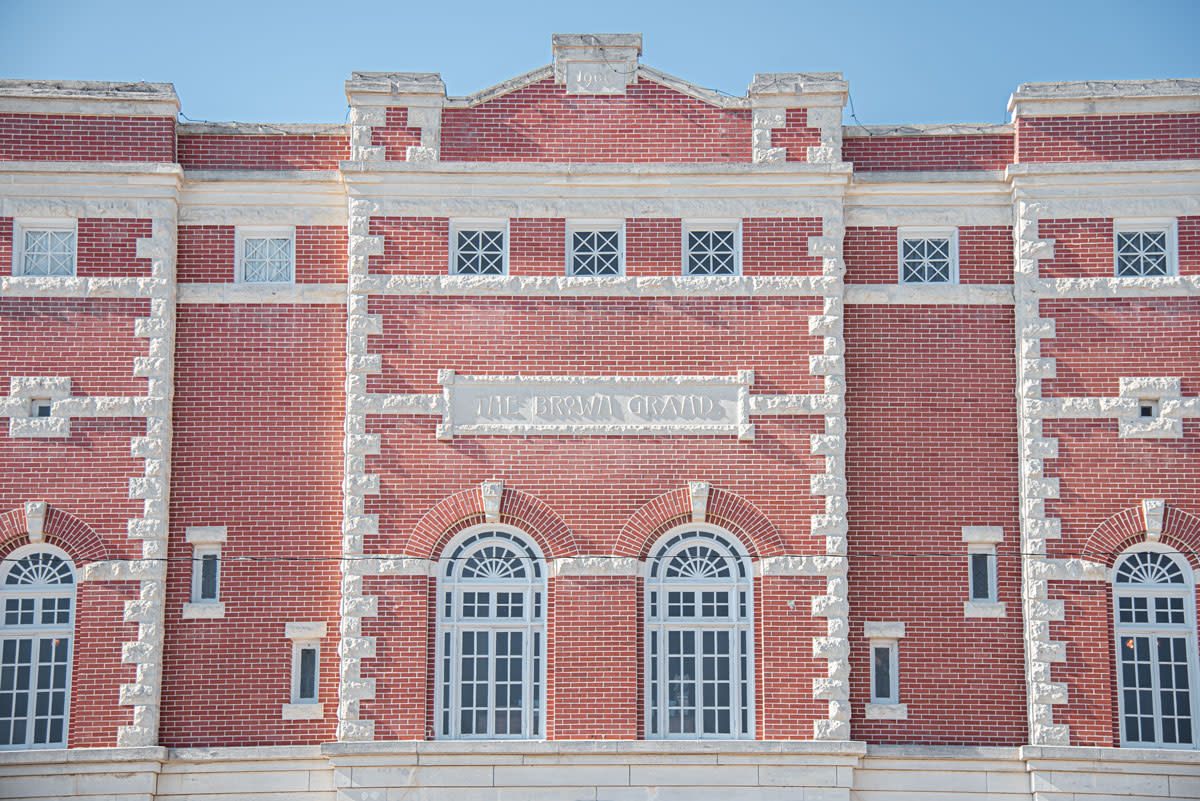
321 740 868 757
178 122 347 136
0 746 167 765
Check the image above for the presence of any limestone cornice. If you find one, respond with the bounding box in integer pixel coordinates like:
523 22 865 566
1009 78 1200 118
179 171 346 225
845 174 1011 226
178 122 348 136
844 123 1012 137
353 274 839 298
0 79 179 116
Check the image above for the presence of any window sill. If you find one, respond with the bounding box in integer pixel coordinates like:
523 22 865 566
182 602 226 620
964 601 1006 618
865 703 908 720
282 703 325 720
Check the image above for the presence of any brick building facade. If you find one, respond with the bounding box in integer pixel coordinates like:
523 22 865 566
0 34 1198 800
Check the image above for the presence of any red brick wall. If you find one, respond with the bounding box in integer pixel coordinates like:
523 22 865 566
0 114 175 162
511 218 565 276
177 134 349 170
0 298 149 396
759 575 827 738
78 218 153 278
1017 114 1200 163
1039 219 1112 278
361 576 429 740
177 225 346 283
845 135 1013 172
771 109 822 163
372 108 423 161
626 218 681 275
369 217 449 275
1181 216 1200 274
440 78 752 163
1041 298 1200 398
742 218 823 276
68 582 140 747
160 303 345 746
845 226 1012 284
844 305 1026 745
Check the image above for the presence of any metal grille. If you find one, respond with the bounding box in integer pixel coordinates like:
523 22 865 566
1116 230 1169 277
454 230 505 275
21 230 75 276
242 237 292 282
901 237 952 283
570 230 620 275
686 230 736 275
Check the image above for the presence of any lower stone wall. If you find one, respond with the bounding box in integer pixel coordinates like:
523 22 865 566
1 743 1198 801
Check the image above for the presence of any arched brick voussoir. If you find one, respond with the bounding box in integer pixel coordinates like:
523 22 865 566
1083 504 1200 569
410 486 578 561
617 486 785 559
0 505 111 564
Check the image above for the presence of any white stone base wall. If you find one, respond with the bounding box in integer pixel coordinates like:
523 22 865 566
1 744 1198 801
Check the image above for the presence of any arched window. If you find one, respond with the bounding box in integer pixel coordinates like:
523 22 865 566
645 526 753 739
436 527 545 739
1 546 75 750
1113 546 1199 748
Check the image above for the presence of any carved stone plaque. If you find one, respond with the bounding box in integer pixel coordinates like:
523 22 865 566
437 370 754 440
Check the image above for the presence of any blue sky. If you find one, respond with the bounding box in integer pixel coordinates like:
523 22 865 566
1 0 1197 125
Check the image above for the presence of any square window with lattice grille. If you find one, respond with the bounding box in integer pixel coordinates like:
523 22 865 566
684 225 739 276
898 229 957 284
451 224 507 275
1115 221 1176 277
237 228 294 283
15 221 76 277
568 224 623 276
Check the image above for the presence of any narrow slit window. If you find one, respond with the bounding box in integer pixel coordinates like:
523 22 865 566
970 551 996 602
297 646 317 702
871 642 898 704
191 547 220 603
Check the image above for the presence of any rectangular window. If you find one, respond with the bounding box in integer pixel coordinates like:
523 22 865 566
969 550 997 602
292 642 319 703
190 547 220 603
898 228 957 284
683 223 739 276
236 227 294 283
29 399 52 419
1115 220 1176 277
568 223 623 276
451 223 507 275
14 221 76 277
870 642 898 704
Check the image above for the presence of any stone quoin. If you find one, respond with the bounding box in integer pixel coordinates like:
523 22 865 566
0 33 1199 801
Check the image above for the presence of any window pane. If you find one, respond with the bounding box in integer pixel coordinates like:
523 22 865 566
455 230 505 275
970 553 991 601
873 646 892 701
299 647 317 701
571 230 620 275
200 554 219 601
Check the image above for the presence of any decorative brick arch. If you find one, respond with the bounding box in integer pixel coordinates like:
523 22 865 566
1083 503 1200 569
616 485 785 559
0 504 111 564
410 485 577 560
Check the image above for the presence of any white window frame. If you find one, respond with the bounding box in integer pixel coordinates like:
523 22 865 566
183 527 225 620
869 640 899 704
644 523 755 740
0 544 75 750
897 227 958 285
1114 219 1178 278
282 622 326 719
1113 543 1199 749
566 220 625 277
12 219 77 278
435 524 547 740
449 220 509 276
682 220 741 276
235 226 295 284
290 641 320 704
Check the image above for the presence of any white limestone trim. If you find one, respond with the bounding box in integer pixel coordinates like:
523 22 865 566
5 377 72 438
551 557 642 577
281 702 326 721
553 35 641 96
688 481 709 523
178 283 347 304
1143 499 1166 540
179 174 346 226
354 274 840 298
23 501 46 543
865 703 908 720
754 555 847 577
0 78 179 115
1 276 168 299
185 526 226 545
481 480 503 523
1030 276 1200 299
179 122 347 136
962 526 1005 544
845 123 1013 137
1025 378 1195 439
112 216 177 749
181 602 225 620
445 66 555 109
286 621 328 640
845 202 1011 228
964 601 1007 618
1008 78 1200 118
845 284 1013 305
864 622 906 639
1028 559 1109 582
